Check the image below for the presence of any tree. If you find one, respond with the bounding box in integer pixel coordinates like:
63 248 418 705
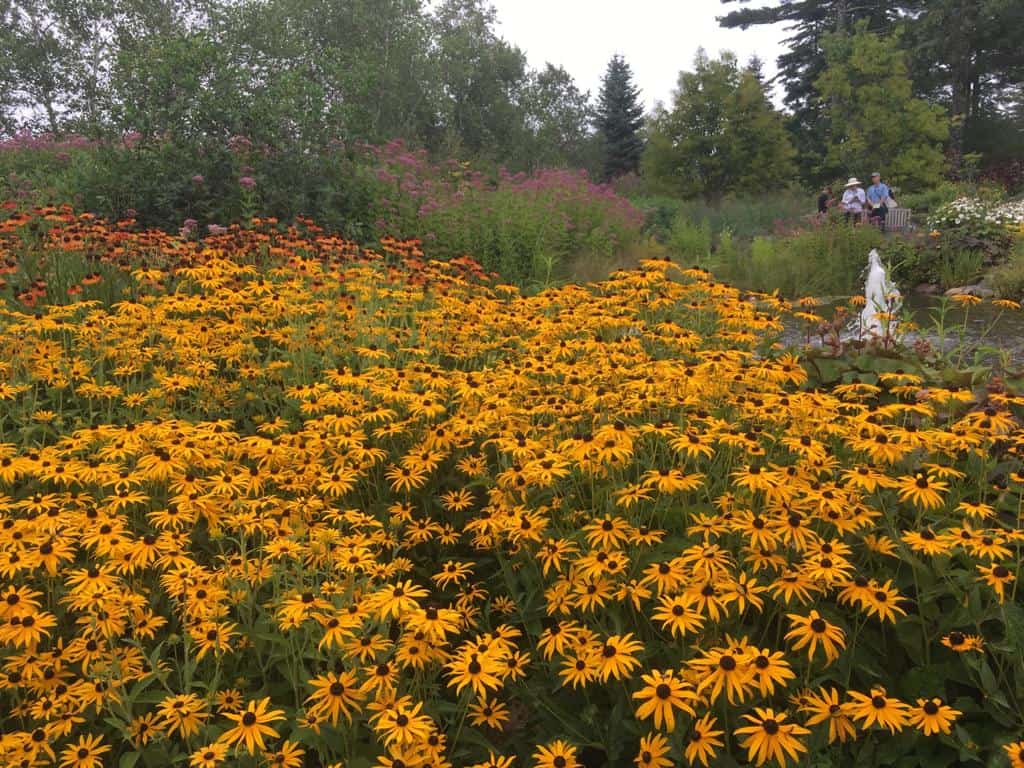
593 54 644 180
432 0 531 161
211 0 439 147
718 0 899 163
643 50 796 202
523 64 593 168
901 0 1024 175
816 23 949 189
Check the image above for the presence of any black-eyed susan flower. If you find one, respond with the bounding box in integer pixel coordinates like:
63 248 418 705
469 698 510 730
446 651 503 697
847 686 910 733
596 633 644 681
632 669 698 732
784 610 845 665
217 697 285 753
800 686 856 744
59 734 110 768
533 739 579 768
689 646 753 704
683 713 724 767
635 732 673 768
1004 741 1024 768
733 707 809 767
305 671 363 724
896 472 949 510
941 631 984 653
977 562 1016 602
908 697 961 736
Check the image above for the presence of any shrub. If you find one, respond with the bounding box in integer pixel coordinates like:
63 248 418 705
989 238 1024 298
365 142 644 284
665 216 711 262
0 135 643 285
897 181 1006 215
934 249 986 288
927 197 1016 261
673 190 810 240
632 195 684 241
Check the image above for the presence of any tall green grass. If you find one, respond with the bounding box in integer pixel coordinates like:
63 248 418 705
711 224 886 297
634 191 811 242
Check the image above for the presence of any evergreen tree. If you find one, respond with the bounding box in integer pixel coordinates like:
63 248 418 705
593 54 644 180
643 50 796 201
816 23 948 189
901 0 1024 175
718 0 901 180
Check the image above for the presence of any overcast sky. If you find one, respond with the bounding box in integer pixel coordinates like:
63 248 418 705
487 0 791 110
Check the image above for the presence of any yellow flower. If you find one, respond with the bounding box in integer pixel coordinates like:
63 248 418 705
734 707 809 767
217 697 285 753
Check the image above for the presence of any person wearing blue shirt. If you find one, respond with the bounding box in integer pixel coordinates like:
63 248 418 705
866 172 894 231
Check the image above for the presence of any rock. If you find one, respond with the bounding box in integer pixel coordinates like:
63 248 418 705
914 283 941 295
944 284 995 298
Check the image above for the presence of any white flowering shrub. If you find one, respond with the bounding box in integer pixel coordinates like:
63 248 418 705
928 197 1024 230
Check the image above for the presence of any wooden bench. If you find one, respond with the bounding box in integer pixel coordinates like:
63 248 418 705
887 207 911 232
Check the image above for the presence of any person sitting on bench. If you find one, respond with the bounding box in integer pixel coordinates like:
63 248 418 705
841 178 866 224
867 172 895 231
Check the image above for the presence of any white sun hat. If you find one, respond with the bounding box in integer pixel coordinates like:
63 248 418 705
845 177 863 188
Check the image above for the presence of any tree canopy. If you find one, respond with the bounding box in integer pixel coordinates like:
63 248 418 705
644 51 796 201
0 0 596 172
718 0 1024 179
816 23 949 189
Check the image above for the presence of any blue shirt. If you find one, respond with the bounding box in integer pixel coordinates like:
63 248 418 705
867 182 890 205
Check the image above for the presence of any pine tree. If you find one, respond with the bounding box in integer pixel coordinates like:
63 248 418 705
593 54 645 181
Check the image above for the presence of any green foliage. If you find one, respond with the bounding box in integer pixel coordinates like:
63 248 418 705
432 0 532 158
353 149 644 285
717 1 1024 183
644 51 796 201
523 64 598 170
903 0 1024 173
593 55 645 180
0 140 642 286
631 196 684 241
718 0 897 176
713 222 885 297
0 0 594 173
934 249 986 288
665 217 711 262
989 238 1024 298
672 191 811 240
816 23 949 190
898 181 1004 215
927 198 1016 271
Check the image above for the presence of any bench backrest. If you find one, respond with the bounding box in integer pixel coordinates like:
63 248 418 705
888 207 911 231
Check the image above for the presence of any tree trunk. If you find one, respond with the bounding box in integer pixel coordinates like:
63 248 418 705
836 0 848 33
947 0 978 178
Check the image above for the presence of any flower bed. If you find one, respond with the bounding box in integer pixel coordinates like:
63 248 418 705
0 208 1022 768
